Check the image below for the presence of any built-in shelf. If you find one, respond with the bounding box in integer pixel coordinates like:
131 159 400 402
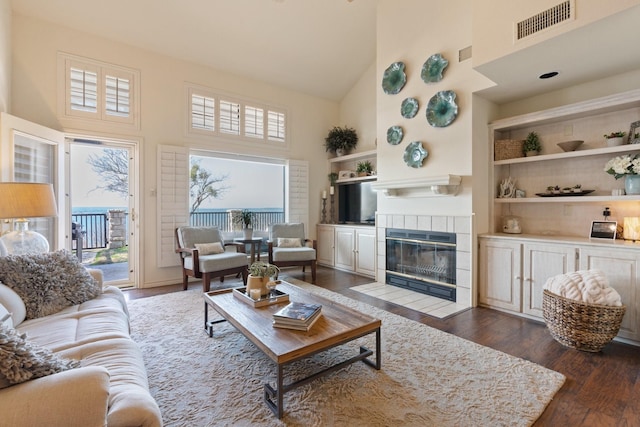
371 175 462 198
495 195 640 203
328 149 376 164
494 143 640 166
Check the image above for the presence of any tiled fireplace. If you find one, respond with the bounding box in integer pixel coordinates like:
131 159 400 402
376 213 472 308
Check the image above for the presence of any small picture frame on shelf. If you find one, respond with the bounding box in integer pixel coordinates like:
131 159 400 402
589 221 617 240
629 120 640 144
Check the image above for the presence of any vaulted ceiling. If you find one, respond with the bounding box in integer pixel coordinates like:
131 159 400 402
11 0 378 102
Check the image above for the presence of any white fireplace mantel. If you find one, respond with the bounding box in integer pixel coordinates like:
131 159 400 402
370 175 462 198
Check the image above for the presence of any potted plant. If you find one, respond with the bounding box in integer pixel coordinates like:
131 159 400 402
246 261 280 296
324 126 358 156
234 209 254 239
604 131 626 147
356 160 373 177
523 132 541 156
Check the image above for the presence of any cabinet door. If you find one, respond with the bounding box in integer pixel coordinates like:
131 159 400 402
479 238 521 312
355 228 376 277
579 247 639 341
522 243 576 318
316 225 335 267
335 227 355 271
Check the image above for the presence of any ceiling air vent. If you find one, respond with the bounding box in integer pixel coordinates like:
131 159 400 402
516 0 573 40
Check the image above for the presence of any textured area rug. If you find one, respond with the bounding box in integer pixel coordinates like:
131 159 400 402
127 279 565 427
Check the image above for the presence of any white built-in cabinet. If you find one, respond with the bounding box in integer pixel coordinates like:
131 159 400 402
317 224 376 278
481 89 640 346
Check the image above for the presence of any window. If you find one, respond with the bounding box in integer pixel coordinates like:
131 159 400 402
186 83 288 146
59 53 140 129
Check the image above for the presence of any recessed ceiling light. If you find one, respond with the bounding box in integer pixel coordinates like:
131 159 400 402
539 71 559 79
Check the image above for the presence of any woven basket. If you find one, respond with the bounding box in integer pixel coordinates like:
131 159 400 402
494 139 523 161
542 290 626 352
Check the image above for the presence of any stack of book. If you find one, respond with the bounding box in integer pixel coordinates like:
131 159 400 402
272 302 322 331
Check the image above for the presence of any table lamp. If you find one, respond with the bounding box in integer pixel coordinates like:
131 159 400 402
0 182 57 255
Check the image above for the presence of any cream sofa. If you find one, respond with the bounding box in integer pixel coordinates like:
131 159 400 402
0 269 162 427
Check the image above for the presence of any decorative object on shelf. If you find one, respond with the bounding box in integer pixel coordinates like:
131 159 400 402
557 140 584 152
536 190 594 197
502 215 522 234
623 217 640 241
246 261 280 297
400 97 419 119
381 61 407 95
604 154 640 195
604 131 626 147
403 141 428 168
498 177 516 198
356 160 373 177
426 90 458 127
625 174 640 195
233 209 254 239
324 126 358 156
0 183 57 255
421 53 448 83
516 189 526 198
494 139 523 161
523 131 541 156
629 121 640 144
386 125 404 145
338 170 355 179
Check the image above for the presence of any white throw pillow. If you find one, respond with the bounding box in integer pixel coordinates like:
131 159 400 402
194 242 225 255
0 283 26 326
277 238 302 248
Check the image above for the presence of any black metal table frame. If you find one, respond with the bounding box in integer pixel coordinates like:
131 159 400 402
204 302 381 419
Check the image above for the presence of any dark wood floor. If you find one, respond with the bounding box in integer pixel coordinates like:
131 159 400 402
125 266 640 426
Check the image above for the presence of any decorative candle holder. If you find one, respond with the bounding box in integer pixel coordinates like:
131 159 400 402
321 198 327 224
330 194 335 224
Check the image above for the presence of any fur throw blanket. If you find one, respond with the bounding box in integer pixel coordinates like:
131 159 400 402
543 269 622 307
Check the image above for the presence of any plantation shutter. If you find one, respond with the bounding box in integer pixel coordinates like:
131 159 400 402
286 160 309 231
191 94 215 131
157 145 189 267
70 67 98 113
105 75 130 117
219 100 241 135
268 110 285 141
244 105 264 139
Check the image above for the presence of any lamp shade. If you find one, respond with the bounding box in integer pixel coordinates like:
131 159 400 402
0 183 57 219
623 217 640 241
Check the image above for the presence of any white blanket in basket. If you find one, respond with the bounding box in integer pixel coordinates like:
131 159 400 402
543 269 622 307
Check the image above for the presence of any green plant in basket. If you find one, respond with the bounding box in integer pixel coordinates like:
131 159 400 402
356 160 373 175
604 131 626 139
249 261 279 278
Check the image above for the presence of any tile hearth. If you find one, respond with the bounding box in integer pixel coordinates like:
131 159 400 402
351 282 469 319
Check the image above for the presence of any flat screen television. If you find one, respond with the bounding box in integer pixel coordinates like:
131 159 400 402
337 181 376 224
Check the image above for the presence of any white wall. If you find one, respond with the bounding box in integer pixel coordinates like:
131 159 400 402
11 14 339 288
376 0 493 216
0 0 10 113
339 62 377 153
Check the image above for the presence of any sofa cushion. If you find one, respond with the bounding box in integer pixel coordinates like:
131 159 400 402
0 324 80 388
58 338 162 427
277 237 302 248
0 283 26 326
184 251 248 272
17 287 131 353
0 250 101 320
272 247 317 262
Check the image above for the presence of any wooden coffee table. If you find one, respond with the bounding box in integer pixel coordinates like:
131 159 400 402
203 281 381 419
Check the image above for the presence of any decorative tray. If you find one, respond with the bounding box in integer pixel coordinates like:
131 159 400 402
232 286 290 308
535 190 595 197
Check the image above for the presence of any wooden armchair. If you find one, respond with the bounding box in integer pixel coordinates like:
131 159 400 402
175 226 248 292
267 223 317 283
